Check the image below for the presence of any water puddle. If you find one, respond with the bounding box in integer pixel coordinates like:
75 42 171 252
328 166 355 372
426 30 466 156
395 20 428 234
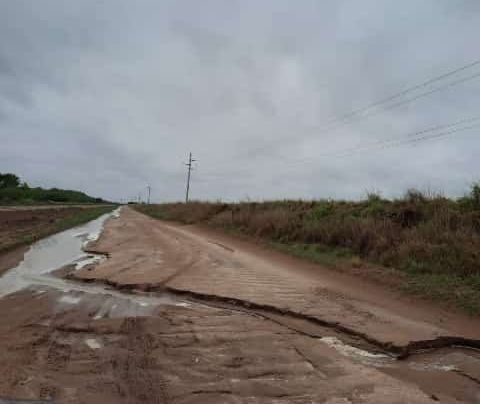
85 338 102 349
0 209 118 298
74 254 107 270
320 336 394 367
27 273 186 310
319 336 480 380
59 295 82 305
0 206 189 315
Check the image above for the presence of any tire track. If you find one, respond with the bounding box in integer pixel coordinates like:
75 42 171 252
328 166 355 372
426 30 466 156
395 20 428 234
112 317 170 404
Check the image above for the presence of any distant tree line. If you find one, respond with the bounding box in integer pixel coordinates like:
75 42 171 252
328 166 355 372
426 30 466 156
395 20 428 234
0 173 106 204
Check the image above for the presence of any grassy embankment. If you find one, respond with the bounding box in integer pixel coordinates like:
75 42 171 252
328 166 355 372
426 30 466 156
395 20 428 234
0 206 115 255
136 186 480 315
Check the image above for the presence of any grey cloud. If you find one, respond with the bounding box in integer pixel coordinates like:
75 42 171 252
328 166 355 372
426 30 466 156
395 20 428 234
0 0 479 202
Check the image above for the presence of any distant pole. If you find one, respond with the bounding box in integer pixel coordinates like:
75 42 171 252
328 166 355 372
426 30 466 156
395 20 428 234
185 152 196 203
147 185 151 204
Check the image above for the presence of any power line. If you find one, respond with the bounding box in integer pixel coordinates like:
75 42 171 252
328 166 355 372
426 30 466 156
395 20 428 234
315 115 480 158
229 58 480 160
322 58 480 128
195 116 480 181
197 123 479 190
354 122 480 155
198 66 480 176
354 71 480 120
242 123 480 187
281 121 480 163
193 59 480 184
308 70 480 140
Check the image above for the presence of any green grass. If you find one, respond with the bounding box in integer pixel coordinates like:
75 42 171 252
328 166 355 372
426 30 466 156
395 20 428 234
274 242 480 315
271 242 358 269
404 273 480 315
0 206 116 254
53 206 116 231
134 204 170 220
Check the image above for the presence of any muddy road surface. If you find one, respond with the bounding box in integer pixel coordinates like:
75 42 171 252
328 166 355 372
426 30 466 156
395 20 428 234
0 207 479 403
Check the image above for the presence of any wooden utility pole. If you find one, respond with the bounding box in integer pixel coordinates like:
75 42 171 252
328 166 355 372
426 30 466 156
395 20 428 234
185 152 196 203
147 185 151 204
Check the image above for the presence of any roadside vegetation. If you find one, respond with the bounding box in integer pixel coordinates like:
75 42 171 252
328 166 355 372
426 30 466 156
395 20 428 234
0 206 115 256
136 185 480 315
0 173 107 205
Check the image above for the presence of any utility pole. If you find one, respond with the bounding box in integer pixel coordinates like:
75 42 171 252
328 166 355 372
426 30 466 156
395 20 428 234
147 185 151 204
185 152 196 203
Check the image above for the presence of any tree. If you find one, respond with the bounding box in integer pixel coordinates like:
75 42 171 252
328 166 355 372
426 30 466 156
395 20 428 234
0 173 20 189
470 182 480 209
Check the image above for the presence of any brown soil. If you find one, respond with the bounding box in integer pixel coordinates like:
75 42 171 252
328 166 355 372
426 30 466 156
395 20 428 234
0 207 80 244
2 286 475 403
0 245 28 276
0 207 479 403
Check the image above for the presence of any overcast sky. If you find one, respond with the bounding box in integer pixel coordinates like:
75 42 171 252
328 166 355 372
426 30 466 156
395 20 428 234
1 0 479 202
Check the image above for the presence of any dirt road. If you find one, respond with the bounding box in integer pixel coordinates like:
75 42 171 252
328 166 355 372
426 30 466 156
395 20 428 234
0 207 479 403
